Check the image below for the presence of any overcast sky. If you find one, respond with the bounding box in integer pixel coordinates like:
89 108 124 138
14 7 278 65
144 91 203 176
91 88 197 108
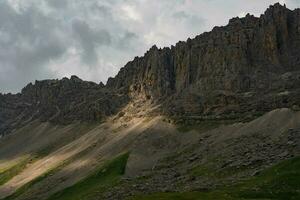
0 0 299 93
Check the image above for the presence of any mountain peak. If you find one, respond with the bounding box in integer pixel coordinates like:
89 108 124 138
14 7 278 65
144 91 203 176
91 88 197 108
264 2 289 15
70 75 82 82
273 2 287 8
1 3 300 136
1 4 300 200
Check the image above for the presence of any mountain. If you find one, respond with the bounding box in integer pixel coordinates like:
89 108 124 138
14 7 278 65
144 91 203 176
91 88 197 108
0 3 299 200
0 76 129 135
2 3 300 136
107 3 300 117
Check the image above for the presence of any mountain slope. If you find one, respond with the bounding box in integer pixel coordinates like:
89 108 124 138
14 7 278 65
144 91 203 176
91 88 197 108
0 108 299 200
1 3 300 137
0 3 300 200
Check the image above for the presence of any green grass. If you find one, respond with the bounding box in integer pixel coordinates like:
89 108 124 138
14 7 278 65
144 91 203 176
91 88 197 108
235 156 300 200
1 143 106 200
3 160 68 200
47 152 130 200
0 156 37 186
0 144 63 188
131 157 300 200
130 191 236 200
0 141 68 187
2 154 299 200
190 164 216 177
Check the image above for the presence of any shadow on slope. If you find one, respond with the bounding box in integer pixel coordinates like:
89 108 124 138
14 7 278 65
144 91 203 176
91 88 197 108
130 156 300 200
47 152 129 200
0 156 32 186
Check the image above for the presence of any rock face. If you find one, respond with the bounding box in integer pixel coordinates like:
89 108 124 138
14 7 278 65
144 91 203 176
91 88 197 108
107 3 300 117
0 76 129 135
1 3 300 135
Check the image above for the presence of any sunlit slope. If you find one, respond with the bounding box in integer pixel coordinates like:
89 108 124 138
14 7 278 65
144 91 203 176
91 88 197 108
0 108 299 200
0 116 160 200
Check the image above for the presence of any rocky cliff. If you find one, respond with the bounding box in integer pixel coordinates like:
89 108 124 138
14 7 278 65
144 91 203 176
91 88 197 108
1 3 300 136
107 3 300 118
0 4 300 200
0 76 129 135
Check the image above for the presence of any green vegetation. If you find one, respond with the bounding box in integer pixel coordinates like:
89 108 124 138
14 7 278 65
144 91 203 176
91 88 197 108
190 164 215 177
0 144 62 187
2 153 299 200
131 157 300 200
236 156 300 200
47 152 130 200
3 152 129 200
130 191 235 200
3 160 68 200
0 156 36 186
1 142 104 200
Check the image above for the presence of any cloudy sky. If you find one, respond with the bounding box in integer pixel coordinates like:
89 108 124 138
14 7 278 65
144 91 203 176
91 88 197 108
0 0 299 93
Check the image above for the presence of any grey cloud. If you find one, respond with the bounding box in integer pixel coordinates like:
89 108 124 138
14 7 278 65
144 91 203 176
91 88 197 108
116 31 139 50
46 0 68 9
72 19 111 65
173 11 189 19
0 1 69 93
91 5 112 18
173 11 205 26
0 0 299 94
290 0 300 7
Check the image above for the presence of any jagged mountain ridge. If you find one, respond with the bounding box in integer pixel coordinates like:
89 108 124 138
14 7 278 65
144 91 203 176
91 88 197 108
0 3 300 200
107 3 300 115
1 3 300 136
0 76 129 135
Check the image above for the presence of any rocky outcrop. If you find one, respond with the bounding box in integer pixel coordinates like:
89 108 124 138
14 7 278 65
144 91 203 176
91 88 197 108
106 3 300 119
1 3 300 135
0 76 129 135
